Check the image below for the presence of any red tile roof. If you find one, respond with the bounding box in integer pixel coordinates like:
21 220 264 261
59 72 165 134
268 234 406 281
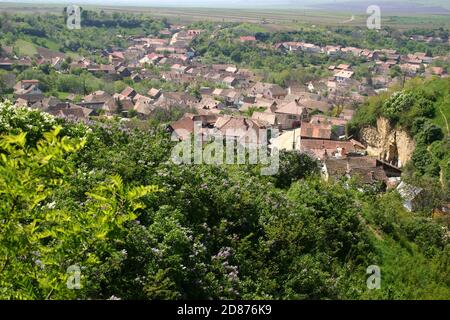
240 36 257 42
300 122 332 139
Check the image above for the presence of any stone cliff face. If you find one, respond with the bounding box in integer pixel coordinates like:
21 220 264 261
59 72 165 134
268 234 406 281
360 117 415 168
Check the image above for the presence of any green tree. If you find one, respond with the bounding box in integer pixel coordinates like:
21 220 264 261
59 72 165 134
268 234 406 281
273 151 318 188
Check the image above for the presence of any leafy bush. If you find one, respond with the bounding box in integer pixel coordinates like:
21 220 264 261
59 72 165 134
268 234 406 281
273 151 319 188
0 102 448 299
381 91 414 123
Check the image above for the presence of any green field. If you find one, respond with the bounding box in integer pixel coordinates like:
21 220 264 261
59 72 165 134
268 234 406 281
13 39 38 57
0 3 449 31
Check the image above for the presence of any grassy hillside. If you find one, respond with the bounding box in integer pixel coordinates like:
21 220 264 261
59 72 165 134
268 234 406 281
13 39 38 57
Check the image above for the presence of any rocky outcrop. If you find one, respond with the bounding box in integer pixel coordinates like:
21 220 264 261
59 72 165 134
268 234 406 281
360 117 415 168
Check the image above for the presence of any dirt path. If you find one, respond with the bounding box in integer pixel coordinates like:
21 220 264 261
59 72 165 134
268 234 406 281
438 105 449 135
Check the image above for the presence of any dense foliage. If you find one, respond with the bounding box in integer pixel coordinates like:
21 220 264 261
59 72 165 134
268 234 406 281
0 101 448 299
349 77 450 200
0 11 164 52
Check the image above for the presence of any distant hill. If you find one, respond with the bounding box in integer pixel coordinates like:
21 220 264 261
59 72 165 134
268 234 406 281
310 1 450 14
2 0 450 10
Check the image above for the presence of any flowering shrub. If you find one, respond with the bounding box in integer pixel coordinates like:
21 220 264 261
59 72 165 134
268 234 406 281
0 120 160 299
0 100 90 144
0 99 448 300
0 100 56 142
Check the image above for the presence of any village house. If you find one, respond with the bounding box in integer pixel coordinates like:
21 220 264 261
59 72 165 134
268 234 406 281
168 113 217 141
0 59 13 71
13 80 43 103
211 64 234 72
109 51 125 64
139 53 164 65
171 63 191 74
87 64 116 76
211 88 242 106
120 86 137 100
131 73 143 82
360 49 374 61
50 57 64 70
276 42 301 52
336 64 351 71
298 98 331 114
402 53 423 65
194 97 225 113
153 92 199 109
263 84 287 100
322 156 389 188
161 71 195 84
341 47 362 57
47 102 93 123
301 43 322 54
275 100 309 130
222 76 238 88
400 63 421 76
70 58 90 70
299 139 366 160
378 49 400 62
168 116 196 141
334 70 354 83
325 45 341 57
168 53 190 64
133 95 154 118
30 96 61 111
116 66 132 78
213 115 271 144
143 38 169 47
430 67 446 77
79 90 117 115
147 88 162 100
240 98 276 113
251 111 279 128
124 46 145 62
226 66 238 74
309 115 347 126
300 121 333 140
